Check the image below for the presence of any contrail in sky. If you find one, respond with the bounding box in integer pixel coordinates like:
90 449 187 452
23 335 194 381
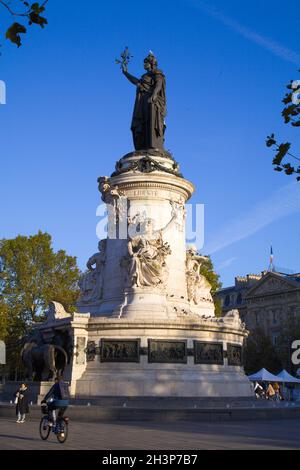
216 257 237 271
205 181 300 254
188 0 300 65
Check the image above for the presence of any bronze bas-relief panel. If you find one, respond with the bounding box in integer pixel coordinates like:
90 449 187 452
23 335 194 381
194 341 224 365
76 337 86 365
148 339 187 364
227 344 243 366
100 339 140 363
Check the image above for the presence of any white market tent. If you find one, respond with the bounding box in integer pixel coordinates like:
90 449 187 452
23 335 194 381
276 370 300 384
248 368 283 382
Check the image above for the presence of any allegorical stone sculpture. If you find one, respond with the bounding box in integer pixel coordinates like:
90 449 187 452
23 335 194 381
79 239 106 303
186 246 213 305
45 301 72 323
122 217 171 288
120 50 167 151
98 176 125 203
16 50 252 399
223 309 244 328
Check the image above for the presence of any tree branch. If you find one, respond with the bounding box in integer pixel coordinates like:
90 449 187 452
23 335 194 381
274 145 300 163
0 1 30 17
266 71 300 180
0 0 49 16
1 1 49 48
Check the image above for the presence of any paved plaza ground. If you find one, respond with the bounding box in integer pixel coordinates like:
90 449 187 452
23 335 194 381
0 417 300 450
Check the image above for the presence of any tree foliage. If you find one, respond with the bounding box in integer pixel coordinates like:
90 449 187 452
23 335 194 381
0 231 80 378
266 71 300 180
0 297 8 339
243 327 282 375
200 255 223 317
0 1 48 49
0 231 80 337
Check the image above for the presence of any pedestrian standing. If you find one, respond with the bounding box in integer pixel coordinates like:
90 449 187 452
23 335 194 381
273 382 280 401
254 381 264 399
266 382 276 401
14 383 29 423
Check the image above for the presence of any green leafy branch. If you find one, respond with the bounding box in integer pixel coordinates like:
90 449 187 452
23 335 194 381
0 1 48 48
266 134 300 181
115 46 133 72
266 70 300 180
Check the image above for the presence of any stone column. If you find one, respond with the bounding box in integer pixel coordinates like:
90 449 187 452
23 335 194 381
96 151 195 321
68 313 90 395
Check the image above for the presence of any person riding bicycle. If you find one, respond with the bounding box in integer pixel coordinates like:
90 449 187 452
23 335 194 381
41 376 69 428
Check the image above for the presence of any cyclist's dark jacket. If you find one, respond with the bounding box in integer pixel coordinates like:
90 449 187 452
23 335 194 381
44 382 62 401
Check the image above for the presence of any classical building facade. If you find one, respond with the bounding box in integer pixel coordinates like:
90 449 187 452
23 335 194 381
216 271 300 345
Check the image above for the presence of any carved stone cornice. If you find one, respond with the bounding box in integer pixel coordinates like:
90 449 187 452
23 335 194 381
111 155 182 178
245 273 300 299
122 149 174 161
110 175 195 201
86 317 248 338
246 284 300 300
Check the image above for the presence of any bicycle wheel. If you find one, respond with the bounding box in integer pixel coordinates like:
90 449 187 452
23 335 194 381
39 416 51 441
56 419 68 444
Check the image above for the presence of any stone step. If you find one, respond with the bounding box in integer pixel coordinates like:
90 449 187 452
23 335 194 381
0 392 294 409
1 402 300 423
70 396 257 408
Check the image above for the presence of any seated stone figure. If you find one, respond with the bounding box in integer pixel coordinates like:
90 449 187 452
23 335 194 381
79 239 106 303
186 246 213 305
123 218 171 288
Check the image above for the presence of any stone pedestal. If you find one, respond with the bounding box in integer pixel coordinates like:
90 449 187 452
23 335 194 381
116 287 170 320
78 150 213 321
31 150 252 398
74 316 252 397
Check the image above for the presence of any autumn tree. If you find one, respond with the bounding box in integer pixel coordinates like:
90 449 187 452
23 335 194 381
0 297 8 339
200 255 222 317
0 231 80 378
243 327 282 375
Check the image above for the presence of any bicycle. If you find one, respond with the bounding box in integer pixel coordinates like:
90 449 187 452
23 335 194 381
39 403 69 444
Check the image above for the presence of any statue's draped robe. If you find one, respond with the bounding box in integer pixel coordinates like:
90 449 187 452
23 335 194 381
131 70 166 150
129 237 162 287
79 252 105 302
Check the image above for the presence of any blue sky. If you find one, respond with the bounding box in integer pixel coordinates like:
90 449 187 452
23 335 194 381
1 0 300 287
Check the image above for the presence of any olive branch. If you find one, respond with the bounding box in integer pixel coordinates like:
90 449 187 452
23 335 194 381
115 46 133 70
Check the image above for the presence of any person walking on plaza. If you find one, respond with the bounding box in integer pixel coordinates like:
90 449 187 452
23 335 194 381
14 383 29 423
273 382 281 401
266 382 276 400
254 381 264 399
262 381 268 393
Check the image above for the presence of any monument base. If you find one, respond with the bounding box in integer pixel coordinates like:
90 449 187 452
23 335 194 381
75 368 252 398
23 145 253 400
71 316 252 398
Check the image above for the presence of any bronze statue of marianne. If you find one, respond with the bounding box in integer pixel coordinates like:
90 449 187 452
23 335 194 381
121 51 167 151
